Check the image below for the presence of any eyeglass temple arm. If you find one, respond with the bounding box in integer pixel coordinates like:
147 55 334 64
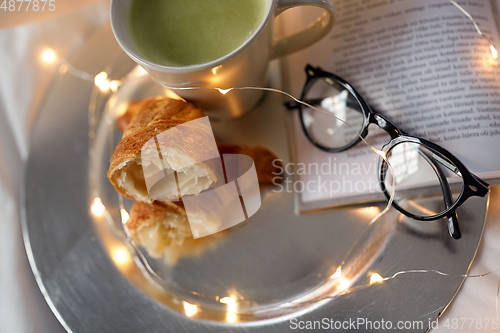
418 149 461 239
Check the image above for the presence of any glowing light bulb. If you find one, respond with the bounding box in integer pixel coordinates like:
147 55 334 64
490 45 498 59
331 267 342 279
112 247 131 266
41 49 57 63
183 302 198 317
109 80 120 92
121 208 129 224
91 197 105 216
218 88 232 95
94 71 107 84
226 311 236 323
220 296 237 323
338 278 350 291
370 273 384 284
94 72 110 92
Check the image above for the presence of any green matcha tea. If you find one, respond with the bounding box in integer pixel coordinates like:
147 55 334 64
129 0 267 67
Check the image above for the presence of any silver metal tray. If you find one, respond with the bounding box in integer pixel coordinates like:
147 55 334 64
21 24 488 332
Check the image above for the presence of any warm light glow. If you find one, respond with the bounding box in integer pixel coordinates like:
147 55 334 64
99 81 110 92
226 311 236 323
370 273 384 284
491 45 498 59
183 301 198 317
109 80 120 92
376 149 387 158
112 247 131 266
91 197 105 216
135 66 148 75
355 206 382 220
94 71 107 84
211 65 222 75
94 72 110 92
121 208 129 224
41 49 57 63
331 267 342 279
59 64 68 74
362 206 381 216
218 88 232 95
338 278 350 291
220 296 237 323
165 89 184 101
115 103 129 117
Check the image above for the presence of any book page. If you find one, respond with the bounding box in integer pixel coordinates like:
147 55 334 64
281 0 500 207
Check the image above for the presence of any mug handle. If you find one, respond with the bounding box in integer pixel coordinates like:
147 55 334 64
272 0 335 58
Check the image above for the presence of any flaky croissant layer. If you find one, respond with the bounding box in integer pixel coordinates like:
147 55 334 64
108 97 217 203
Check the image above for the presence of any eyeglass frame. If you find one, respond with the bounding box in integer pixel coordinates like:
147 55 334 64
285 64 490 239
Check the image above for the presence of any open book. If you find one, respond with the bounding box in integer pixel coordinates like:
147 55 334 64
280 0 500 212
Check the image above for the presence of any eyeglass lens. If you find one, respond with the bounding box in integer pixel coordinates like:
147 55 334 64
382 142 464 217
302 77 365 149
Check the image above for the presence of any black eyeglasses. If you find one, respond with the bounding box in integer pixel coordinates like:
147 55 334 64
285 64 489 239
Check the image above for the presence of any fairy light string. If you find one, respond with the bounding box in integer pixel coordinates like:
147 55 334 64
94 67 497 322
32 1 499 321
449 0 499 62
109 80 499 322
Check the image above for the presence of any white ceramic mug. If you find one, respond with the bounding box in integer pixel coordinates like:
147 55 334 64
111 0 335 118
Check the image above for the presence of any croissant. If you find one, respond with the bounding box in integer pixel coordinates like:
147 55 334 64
108 97 219 203
110 96 283 258
127 200 192 258
126 145 282 258
128 200 228 263
218 145 282 184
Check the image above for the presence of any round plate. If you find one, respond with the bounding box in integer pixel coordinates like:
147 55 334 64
22 24 489 332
